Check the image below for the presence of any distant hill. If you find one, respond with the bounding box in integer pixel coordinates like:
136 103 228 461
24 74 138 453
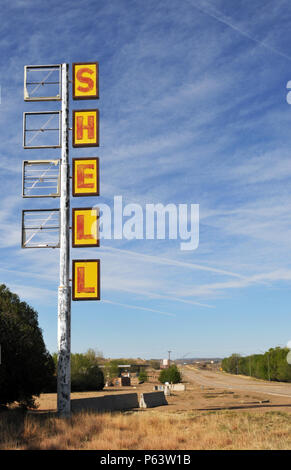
175 358 222 364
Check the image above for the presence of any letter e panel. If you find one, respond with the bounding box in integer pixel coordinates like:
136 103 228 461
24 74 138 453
72 158 99 196
72 259 100 301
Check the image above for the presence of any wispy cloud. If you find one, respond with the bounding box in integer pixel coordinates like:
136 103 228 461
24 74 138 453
188 0 291 61
177 269 291 297
100 246 247 279
7 283 56 304
102 299 176 317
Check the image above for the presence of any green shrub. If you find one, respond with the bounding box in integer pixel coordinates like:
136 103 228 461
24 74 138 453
159 364 182 384
70 350 104 391
50 350 105 392
71 365 104 392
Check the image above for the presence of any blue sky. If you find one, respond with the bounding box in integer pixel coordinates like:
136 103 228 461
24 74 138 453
1 0 291 359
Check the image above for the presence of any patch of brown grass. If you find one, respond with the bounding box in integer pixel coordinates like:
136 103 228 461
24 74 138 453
1 408 291 450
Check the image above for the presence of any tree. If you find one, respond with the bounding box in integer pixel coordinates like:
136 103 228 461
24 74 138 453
159 364 182 384
138 369 148 382
148 359 160 370
51 349 105 392
70 350 104 391
0 284 55 408
104 360 120 382
221 347 291 383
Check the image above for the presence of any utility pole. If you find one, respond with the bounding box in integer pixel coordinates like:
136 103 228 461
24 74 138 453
57 63 71 417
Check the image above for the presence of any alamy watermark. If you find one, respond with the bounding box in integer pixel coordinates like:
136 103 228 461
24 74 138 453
93 196 199 251
286 81 291 104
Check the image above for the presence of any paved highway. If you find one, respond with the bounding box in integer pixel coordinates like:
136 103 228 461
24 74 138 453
181 366 291 398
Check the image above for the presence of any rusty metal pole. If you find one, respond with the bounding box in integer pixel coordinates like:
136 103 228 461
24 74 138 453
57 63 71 417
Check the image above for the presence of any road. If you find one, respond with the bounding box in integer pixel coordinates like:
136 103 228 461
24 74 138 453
181 366 291 399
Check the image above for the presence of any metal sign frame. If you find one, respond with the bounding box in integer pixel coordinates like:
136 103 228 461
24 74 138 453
72 259 100 301
21 208 60 248
23 111 61 149
72 157 99 197
72 109 99 148
24 64 62 101
72 62 99 100
22 159 60 198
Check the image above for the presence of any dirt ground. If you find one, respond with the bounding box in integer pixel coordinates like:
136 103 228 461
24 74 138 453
4 367 291 450
34 366 291 415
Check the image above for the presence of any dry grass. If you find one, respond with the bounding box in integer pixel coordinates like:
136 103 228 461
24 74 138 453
1 408 291 450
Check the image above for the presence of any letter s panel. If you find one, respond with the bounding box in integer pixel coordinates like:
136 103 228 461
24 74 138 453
73 62 99 100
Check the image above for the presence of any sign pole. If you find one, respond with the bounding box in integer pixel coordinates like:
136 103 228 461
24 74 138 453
22 61 100 417
57 63 71 417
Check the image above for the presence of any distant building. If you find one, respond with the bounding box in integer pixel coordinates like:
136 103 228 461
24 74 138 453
118 365 131 377
160 359 170 369
115 376 131 386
